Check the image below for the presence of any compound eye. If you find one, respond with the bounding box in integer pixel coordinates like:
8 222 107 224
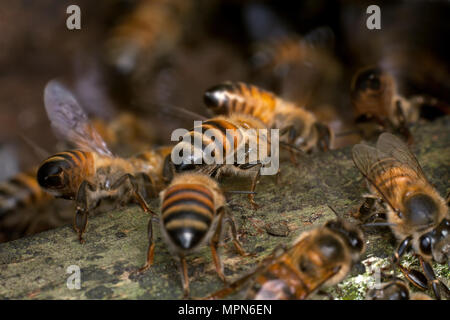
419 234 432 256
355 68 382 91
348 231 364 252
174 163 197 172
37 163 64 189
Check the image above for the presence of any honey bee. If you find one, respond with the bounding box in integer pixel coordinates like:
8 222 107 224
366 277 432 300
350 66 420 142
91 112 156 157
104 0 193 76
137 172 250 298
203 81 332 157
169 113 275 208
0 167 65 242
251 28 341 107
37 79 173 243
0 167 50 218
204 218 365 300
352 132 449 299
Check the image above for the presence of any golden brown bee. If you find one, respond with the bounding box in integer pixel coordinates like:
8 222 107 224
137 172 250 298
205 218 365 300
104 0 193 76
0 166 63 242
37 80 173 243
366 277 432 300
169 113 276 208
91 112 156 157
352 132 449 299
350 66 420 142
252 29 341 107
0 167 50 218
203 81 332 157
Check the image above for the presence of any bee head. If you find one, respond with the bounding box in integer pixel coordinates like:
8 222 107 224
37 155 73 198
353 67 383 93
203 83 233 114
404 193 438 228
314 122 332 151
419 219 449 263
325 219 365 258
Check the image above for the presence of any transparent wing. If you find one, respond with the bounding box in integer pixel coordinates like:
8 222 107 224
44 80 113 157
352 143 400 210
376 132 427 181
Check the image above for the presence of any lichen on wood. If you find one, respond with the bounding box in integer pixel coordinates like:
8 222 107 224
0 117 449 299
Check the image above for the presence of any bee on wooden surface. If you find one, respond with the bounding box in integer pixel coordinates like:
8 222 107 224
366 276 432 300
104 0 193 76
137 172 250 298
37 79 173 243
169 113 276 208
204 218 365 300
350 67 420 142
352 132 449 299
203 81 332 156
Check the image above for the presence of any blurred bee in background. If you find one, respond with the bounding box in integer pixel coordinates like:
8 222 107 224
366 275 432 300
137 172 250 298
204 217 365 300
37 79 175 243
104 0 194 77
251 27 342 108
351 67 422 142
203 81 332 161
0 167 69 242
353 132 449 299
168 113 274 208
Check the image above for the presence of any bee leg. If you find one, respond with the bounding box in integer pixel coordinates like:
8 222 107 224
418 255 449 300
356 197 387 224
398 264 429 291
109 173 156 216
135 172 158 199
179 255 190 298
74 180 97 244
210 210 227 284
222 208 252 257
248 165 261 210
394 100 413 144
274 168 281 185
393 237 432 292
392 236 413 265
137 215 155 274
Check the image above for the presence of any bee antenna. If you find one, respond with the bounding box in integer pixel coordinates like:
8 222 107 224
18 133 51 160
362 222 396 228
279 141 306 155
152 102 208 121
225 190 257 195
334 130 360 138
327 205 341 219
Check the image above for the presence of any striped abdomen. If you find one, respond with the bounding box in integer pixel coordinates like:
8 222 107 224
37 150 95 200
175 117 246 171
367 157 417 201
204 82 276 126
0 167 51 217
161 183 216 250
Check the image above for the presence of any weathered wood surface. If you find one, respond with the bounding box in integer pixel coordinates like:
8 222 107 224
0 117 449 300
